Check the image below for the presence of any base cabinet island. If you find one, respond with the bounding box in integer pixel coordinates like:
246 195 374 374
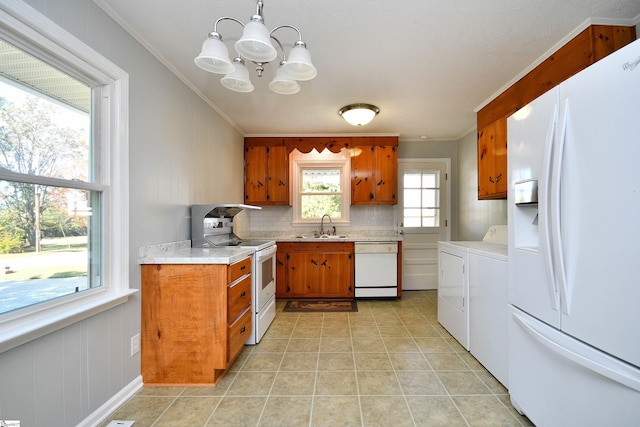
140 244 253 386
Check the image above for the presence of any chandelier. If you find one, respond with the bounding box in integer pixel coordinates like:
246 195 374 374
194 0 317 94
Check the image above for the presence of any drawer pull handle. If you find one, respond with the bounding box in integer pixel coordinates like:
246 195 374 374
240 326 246 334
240 291 246 297
240 265 246 270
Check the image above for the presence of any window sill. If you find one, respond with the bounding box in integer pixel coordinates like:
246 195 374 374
0 288 137 354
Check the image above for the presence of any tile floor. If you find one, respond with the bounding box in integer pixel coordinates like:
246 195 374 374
102 291 533 426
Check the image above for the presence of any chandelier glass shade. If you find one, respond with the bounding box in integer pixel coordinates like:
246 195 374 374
338 104 380 126
194 1 316 94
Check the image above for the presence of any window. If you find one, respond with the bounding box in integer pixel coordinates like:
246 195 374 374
292 149 350 223
403 169 441 227
0 3 132 352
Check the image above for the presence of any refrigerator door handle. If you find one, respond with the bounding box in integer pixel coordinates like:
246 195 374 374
540 99 560 311
512 310 640 392
550 99 571 315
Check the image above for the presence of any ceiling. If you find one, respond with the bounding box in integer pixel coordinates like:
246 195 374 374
94 0 640 141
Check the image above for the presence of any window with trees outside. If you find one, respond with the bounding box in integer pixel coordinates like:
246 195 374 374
291 149 350 224
0 1 130 350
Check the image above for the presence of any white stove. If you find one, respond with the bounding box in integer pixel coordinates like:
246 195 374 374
191 204 276 344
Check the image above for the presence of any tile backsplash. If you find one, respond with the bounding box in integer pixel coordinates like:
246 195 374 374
235 205 398 238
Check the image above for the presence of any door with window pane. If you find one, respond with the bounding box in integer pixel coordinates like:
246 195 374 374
399 160 449 290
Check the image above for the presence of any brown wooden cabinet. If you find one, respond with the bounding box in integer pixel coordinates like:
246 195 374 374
141 256 252 385
276 241 354 299
244 136 398 206
244 144 289 205
477 117 507 199
351 144 397 204
476 24 636 200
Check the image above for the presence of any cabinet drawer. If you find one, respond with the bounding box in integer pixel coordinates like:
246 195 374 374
228 307 252 364
228 256 252 283
228 275 252 323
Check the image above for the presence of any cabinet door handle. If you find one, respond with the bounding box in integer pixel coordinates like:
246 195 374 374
311 259 318 266
240 291 246 297
321 260 328 267
257 180 264 188
377 180 384 186
240 326 246 334
279 180 286 186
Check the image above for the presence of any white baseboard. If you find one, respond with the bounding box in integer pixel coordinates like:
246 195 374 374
78 375 143 427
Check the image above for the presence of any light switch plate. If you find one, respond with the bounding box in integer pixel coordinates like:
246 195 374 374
107 421 135 427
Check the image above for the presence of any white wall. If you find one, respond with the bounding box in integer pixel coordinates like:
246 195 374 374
456 130 507 240
0 1 243 425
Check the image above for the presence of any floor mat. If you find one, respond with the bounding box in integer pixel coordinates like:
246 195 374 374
282 299 358 313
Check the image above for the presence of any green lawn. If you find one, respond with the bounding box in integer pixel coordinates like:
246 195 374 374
0 236 87 280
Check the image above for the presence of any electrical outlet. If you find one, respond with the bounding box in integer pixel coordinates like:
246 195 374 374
130 333 140 356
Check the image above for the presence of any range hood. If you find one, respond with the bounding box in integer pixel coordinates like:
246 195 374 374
192 204 261 220
191 204 261 248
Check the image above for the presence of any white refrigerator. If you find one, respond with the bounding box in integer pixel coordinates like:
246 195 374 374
507 38 640 426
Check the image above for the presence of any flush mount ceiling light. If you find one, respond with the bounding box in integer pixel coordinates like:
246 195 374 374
338 103 380 126
194 0 317 95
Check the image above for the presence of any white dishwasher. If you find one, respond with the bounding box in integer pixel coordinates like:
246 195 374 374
354 242 398 298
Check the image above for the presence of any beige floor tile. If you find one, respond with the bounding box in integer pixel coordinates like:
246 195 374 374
271 371 316 395
287 338 321 352
321 325 351 338
136 386 184 396
382 336 420 352
352 337 386 352
279 352 318 371
437 371 492 395
405 323 442 337
396 370 448 395
360 396 414 427
475 369 508 394
252 338 289 353
406 395 468 427
426 352 470 370
377 325 410 337
241 352 283 371
102 396 175 427
356 370 402 395
183 372 236 396
354 352 393 370
317 352 355 370
315 371 358 395
349 325 381 338
262 325 293 339
259 396 313 427
388 352 432 370
109 291 526 427
320 337 352 352
226 372 276 396
453 395 522 426
292 325 322 338
414 336 456 353
206 396 266 426
311 395 362 426
153 396 219 426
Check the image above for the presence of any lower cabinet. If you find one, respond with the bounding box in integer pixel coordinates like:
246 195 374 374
276 242 354 299
141 257 252 385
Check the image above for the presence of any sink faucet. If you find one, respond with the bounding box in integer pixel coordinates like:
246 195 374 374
320 214 333 235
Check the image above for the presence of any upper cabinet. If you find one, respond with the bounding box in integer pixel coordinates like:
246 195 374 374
351 143 397 204
244 136 399 206
476 24 636 200
245 139 289 205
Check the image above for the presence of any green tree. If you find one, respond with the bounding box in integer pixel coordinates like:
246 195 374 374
0 96 85 247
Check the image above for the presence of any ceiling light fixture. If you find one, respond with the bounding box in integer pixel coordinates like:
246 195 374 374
338 104 380 126
194 0 317 94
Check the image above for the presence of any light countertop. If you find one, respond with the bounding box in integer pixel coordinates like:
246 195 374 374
138 240 254 265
